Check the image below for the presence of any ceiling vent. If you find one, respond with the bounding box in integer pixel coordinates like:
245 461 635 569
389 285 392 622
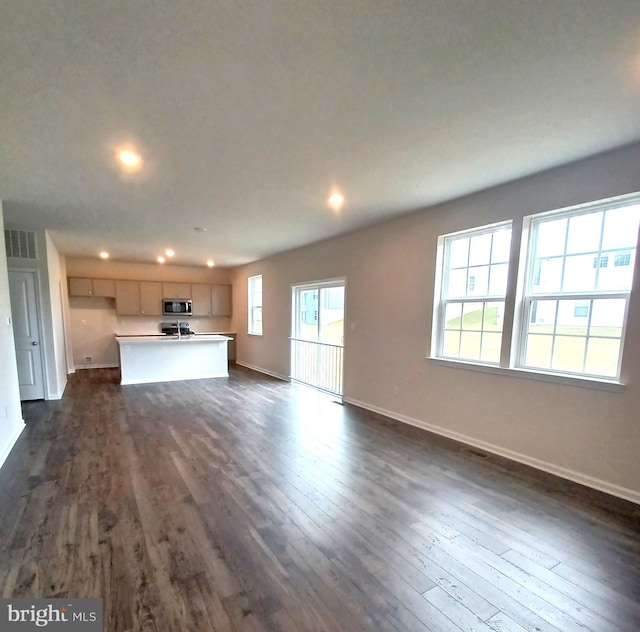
5 229 38 260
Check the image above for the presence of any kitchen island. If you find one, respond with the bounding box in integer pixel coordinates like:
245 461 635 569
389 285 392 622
116 334 232 385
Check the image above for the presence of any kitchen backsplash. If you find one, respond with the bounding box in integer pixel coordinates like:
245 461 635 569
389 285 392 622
116 315 231 335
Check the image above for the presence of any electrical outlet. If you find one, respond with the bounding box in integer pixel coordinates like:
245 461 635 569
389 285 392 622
84 355 92 363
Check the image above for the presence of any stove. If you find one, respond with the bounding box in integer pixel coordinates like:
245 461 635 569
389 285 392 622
161 321 192 336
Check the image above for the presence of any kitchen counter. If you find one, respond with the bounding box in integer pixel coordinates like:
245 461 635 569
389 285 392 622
116 334 230 343
115 331 236 337
116 334 231 385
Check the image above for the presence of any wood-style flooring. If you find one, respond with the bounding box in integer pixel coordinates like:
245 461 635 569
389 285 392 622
0 367 639 631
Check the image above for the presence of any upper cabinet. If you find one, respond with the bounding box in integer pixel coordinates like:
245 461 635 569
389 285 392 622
68 276 231 317
139 282 163 316
191 284 231 316
115 281 140 316
211 285 231 316
93 279 116 297
69 277 116 298
191 284 212 316
69 277 93 296
163 282 191 299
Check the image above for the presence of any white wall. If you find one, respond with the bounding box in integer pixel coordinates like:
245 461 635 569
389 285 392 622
0 203 25 468
45 232 69 396
231 143 640 503
66 258 233 368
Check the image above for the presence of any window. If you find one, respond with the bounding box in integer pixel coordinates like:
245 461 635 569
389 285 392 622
614 252 631 267
520 202 639 378
573 302 589 318
434 222 512 364
431 194 640 383
248 275 262 335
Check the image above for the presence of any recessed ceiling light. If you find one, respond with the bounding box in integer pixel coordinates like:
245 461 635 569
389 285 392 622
157 256 166 264
206 260 215 267
99 251 109 259
328 192 345 211
116 147 142 171
165 248 175 257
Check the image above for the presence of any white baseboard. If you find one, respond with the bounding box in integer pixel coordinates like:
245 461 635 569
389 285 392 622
0 421 26 471
76 363 119 370
342 397 640 506
235 361 289 382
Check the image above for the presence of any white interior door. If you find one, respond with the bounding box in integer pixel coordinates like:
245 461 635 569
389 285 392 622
9 270 45 400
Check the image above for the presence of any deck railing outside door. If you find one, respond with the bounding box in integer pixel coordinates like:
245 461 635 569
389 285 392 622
291 280 345 396
290 337 343 395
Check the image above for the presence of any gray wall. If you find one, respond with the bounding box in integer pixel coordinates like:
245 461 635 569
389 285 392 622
231 143 640 502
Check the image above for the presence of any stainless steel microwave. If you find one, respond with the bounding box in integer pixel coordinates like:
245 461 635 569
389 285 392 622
162 299 192 316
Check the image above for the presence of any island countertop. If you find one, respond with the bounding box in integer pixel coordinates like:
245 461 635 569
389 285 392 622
116 334 231 385
116 334 231 343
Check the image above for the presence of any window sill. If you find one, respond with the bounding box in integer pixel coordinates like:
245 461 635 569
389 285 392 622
426 357 625 393
247 333 263 337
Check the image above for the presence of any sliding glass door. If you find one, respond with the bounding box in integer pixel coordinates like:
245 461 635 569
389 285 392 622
291 280 345 395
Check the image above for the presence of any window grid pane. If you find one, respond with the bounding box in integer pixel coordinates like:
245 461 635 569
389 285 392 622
444 226 512 300
529 208 638 296
522 296 629 377
440 299 505 364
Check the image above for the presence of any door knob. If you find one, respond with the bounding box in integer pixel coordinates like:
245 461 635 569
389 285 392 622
32 341 39 346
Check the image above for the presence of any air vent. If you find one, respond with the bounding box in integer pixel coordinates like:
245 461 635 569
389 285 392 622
5 229 37 260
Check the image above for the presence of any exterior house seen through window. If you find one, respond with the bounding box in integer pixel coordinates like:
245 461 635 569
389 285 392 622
432 194 640 382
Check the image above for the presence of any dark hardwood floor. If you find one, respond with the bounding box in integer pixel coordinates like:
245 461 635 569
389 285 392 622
0 367 638 631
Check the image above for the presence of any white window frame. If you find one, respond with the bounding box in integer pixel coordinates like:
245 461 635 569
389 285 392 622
248 274 263 335
514 200 637 380
429 192 640 390
431 220 513 365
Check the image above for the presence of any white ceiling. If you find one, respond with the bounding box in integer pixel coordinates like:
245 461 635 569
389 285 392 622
1 1 640 267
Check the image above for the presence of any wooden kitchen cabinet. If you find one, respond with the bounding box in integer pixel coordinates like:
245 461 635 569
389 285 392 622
191 284 212 316
69 277 229 317
163 282 191 299
139 282 163 316
211 285 231 316
92 278 116 297
68 277 94 296
69 277 116 297
115 280 141 316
